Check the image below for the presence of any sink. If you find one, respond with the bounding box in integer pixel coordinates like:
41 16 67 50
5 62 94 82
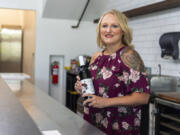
148 74 177 92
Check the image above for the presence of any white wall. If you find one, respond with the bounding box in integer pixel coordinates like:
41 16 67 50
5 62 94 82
35 18 98 94
0 0 37 10
129 8 180 76
35 18 98 104
103 0 180 77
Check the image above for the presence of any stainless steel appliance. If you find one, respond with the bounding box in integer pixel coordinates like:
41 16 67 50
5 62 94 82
154 98 180 135
0 27 22 72
143 72 179 135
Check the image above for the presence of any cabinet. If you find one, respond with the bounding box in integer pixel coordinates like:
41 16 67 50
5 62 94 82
66 71 79 113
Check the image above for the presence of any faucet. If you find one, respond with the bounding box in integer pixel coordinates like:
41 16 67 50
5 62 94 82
158 64 161 76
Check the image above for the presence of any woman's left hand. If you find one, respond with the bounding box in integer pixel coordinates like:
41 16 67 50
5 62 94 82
82 94 109 108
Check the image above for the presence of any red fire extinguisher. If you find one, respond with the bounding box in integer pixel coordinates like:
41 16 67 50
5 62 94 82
51 61 59 84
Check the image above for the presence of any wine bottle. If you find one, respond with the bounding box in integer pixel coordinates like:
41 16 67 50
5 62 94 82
78 56 95 99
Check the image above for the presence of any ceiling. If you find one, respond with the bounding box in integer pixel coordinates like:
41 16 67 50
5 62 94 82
42 0 108 22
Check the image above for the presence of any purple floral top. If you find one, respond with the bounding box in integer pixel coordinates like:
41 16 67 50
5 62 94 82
84 47 150 135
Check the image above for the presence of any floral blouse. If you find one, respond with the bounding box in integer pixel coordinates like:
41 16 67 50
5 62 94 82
84 47 150 135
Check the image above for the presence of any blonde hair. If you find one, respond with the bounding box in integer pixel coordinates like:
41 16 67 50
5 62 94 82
96 9 133 48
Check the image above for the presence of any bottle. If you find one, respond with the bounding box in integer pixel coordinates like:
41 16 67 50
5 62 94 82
78 56 95 100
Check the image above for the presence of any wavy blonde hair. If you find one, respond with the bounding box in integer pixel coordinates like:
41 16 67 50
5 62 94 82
96 9 133 48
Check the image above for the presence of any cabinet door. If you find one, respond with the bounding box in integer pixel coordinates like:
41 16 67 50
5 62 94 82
66 72 77 91
66 72 79 112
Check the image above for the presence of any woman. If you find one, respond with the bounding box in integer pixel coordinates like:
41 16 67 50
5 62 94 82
75 9 150 135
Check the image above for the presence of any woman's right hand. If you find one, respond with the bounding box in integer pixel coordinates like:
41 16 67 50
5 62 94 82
74 76 82 94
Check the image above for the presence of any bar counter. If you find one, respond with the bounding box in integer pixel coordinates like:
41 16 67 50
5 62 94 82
1 78 105 135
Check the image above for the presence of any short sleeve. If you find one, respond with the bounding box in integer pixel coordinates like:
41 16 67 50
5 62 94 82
125 68 150 94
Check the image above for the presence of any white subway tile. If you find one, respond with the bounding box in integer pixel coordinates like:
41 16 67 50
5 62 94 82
104 0 180 77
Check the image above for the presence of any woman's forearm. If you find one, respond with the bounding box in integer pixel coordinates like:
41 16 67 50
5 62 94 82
107 92 150 107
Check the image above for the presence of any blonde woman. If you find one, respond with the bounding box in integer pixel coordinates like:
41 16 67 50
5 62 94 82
75 9 150 135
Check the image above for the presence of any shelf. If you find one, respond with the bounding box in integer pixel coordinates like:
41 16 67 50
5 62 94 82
67 90 78 95
124 0 180 18
160 131 170 135
94 0 180 23
160 122 180 133
160 113 180 123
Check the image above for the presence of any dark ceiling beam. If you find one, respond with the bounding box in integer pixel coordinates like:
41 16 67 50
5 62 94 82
94 0 180 23
124 0 180 18
72 0 90 28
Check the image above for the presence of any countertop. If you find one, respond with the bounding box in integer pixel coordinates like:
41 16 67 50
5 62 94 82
0 78 42 135
10 79 105 135
155 92 180 103
0 73 31 92
0 73 30 80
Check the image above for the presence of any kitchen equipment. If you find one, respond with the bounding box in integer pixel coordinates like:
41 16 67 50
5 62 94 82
149 74 177 92
159 32 180 60
154 96 180 135
145 72 178 135
0 27 23 72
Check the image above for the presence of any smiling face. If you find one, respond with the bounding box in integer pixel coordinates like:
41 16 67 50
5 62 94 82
100 13 123 47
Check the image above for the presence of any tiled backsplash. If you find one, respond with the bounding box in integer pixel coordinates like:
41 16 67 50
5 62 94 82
104 0 180 77
129 8 180 77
